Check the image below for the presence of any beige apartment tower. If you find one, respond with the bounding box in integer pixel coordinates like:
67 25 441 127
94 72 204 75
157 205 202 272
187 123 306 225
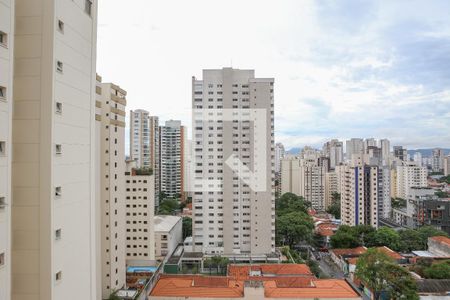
0 0 14 299
11 1 98 299
96 79 127 298
191 68 275 256
125 160 155 264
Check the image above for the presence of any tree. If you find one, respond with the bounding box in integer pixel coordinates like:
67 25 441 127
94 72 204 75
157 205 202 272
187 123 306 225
366 226 401 251
326 192 341 219
423 261 450 279
417 226 448 249
356 248 418 300
158 199 180 215
391 197 406 209
330 231 360 249
276 193 308 215
435 190 449 198
398 229 423 252
276 211 314 247
182 217 192 239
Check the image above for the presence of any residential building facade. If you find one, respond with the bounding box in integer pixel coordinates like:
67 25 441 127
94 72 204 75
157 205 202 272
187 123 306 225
445 155 450 176
160 120 185 199
431 148 445 172
191 68 275 256
154 215 182 260
125 160 155 264
97 81 127 298
396 161 428 200
0 0 13 298
323 139 344 170
345 138 364 161
11 1 99 299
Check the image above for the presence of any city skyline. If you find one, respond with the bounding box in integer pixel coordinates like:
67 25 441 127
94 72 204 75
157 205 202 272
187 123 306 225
97 0 450 150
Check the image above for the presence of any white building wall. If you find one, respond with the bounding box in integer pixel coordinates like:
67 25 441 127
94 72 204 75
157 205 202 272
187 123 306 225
12 1 98 299
154 215 182 259
396 162 428 200
0 0 13 299
445 156 450 176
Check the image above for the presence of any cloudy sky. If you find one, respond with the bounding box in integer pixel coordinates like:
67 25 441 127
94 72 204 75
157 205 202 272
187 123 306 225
97 0 450 151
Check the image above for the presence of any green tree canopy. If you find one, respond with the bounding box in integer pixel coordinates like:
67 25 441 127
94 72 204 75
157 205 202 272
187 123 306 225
423 261 450 279
356 248 418 300
182 217 192 239
158 199 180 215
276 193 309 215
398 229 423 252
276 211 314 247
326 192 341 219
366 226 401 251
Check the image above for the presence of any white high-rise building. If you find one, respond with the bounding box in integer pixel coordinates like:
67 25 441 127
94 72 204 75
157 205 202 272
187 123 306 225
11 1 98 299
130 110 160 204
380 139 390 166
396 161 428 200
432 148 445 172
413 152 423 167
323 139 344 169
125 160 155 263
339 159 380 228
191 68 275 256
345 138 364 161
0 1 13 298
275 142 285 174
325 172 338 209
96 80 127 298
364 138 377 153
160 120 185 199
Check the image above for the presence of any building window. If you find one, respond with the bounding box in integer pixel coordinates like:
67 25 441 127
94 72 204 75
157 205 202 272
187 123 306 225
56 102 63 114
0 86 6 100
0 31 7 47
85 0 93 16
55 144 62 155
57 20 64 33
56 61 63 73
0 252 4 266
55 229 62 240
0 197 6 209
0 141 5 156
55 271 62 282
55 186 62 198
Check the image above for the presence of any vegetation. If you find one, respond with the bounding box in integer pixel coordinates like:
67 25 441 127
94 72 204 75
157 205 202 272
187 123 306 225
355 248 418 300
326 192 341 219
438 175 450 184
391 197 406 209
182 217 192 239
276 193 314 247
423 260 450 279
330 225 448 252
435 190 449 198
134 167 153 175
203 256 229 275
158 199 180 215
108 292 121 300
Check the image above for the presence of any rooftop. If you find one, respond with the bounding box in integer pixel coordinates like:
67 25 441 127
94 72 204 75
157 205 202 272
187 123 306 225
375 246 404 260
154 215 182 232
316 223 338 237
429 236 450 247
330 247 367 257
228 264 313 280
150 275 361 299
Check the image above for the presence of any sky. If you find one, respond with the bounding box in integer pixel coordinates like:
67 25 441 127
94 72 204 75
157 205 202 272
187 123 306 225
97 0 450 151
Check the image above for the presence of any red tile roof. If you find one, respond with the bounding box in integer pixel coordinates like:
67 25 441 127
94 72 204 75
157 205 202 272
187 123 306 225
264 279 361 298
375 246 403 260
228 264 313 280
331 247 367 257
316 223 338 237
430 236 450 246
150 275 244 298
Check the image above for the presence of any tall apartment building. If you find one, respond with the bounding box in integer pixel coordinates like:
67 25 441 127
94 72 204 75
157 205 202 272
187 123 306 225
275 142 285 174
191 68 275 256
339 160 380 228
431 148 445 172
130 110 160 204
11 1 98 299
125 160 155 264
396 161 428 200
345 138 364 161
160 120 185 199
0 1 13 298
380 139 390 166
323 139 343 169
413 152 423 167
444 155 450 176
325 172 338 209
97 81 127 298
393 146 408 162
364 138 377 153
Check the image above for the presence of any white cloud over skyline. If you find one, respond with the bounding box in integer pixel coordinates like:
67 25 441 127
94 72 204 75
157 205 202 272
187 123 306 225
97 0 450 150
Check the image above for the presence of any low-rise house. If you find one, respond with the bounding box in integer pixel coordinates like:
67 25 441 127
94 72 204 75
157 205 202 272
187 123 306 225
154 215 183 260
330 247 367 274
149 264 362 299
